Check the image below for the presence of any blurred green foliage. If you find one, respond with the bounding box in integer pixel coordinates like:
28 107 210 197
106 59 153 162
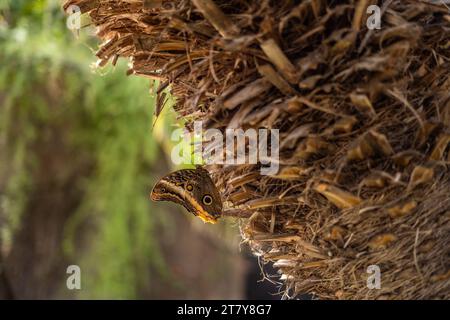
0 0 172 298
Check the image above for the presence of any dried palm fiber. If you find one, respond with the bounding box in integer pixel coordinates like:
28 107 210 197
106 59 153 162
63 0 450 299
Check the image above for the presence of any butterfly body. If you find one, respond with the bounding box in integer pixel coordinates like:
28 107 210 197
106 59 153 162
151 167 222 223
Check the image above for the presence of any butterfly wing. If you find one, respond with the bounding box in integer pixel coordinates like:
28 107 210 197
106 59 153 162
191 167 223 220
150 168 196 206
150 167 222 223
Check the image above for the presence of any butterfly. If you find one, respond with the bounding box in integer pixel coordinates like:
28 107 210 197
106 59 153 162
150 166 223 223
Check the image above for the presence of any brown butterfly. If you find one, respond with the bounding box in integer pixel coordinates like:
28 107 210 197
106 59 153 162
150 166 223 223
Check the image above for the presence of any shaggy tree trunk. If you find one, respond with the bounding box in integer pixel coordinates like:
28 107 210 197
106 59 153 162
63 0 450 299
